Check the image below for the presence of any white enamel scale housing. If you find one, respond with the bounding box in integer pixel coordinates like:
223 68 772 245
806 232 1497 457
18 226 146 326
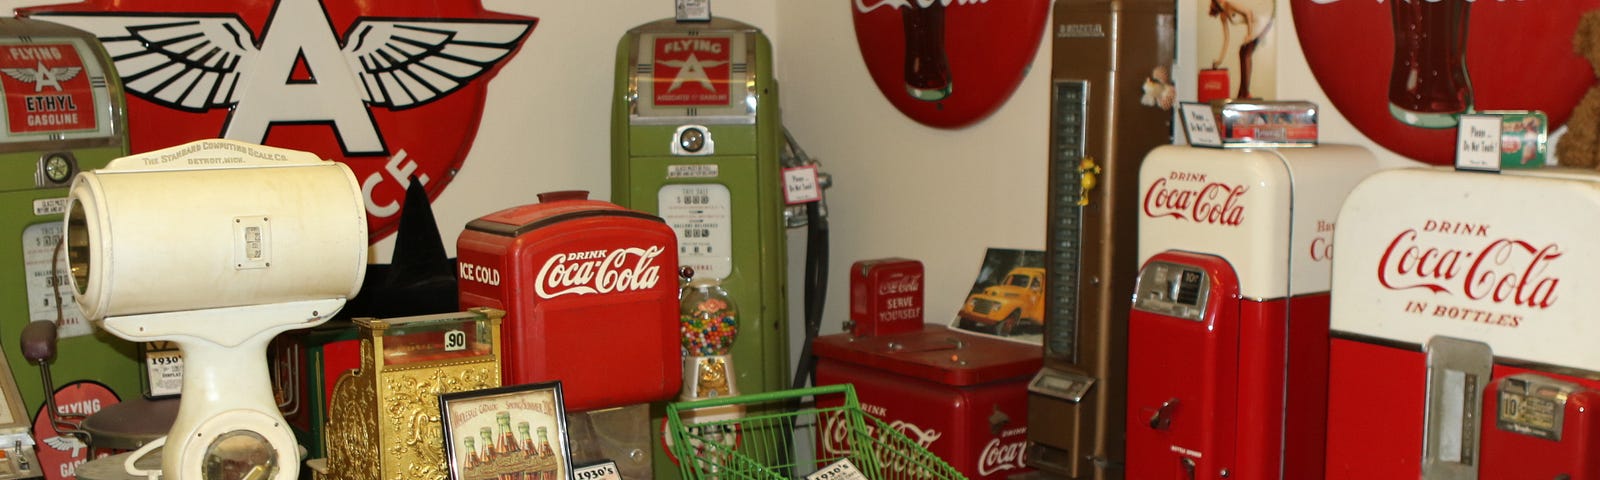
64 139 367 480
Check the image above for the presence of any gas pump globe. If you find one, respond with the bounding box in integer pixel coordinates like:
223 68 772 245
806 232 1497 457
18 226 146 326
64 139 367 480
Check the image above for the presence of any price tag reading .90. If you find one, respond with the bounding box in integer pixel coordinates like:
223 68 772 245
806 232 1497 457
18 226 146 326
443 329 467 352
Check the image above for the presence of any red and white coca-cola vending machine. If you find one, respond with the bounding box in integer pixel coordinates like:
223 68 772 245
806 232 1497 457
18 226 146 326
1126 144 1379 480
1327 167 1600 480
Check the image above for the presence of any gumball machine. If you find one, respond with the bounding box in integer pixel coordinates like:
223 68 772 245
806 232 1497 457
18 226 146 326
680 277 741 401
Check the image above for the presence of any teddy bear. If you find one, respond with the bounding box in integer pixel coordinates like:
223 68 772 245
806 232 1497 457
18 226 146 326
1557 10 1600 168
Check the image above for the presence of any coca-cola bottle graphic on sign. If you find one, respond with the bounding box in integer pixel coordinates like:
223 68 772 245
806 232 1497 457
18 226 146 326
902 2 952 101
463 437 481 469
480 427 497 459
537 426 558 480
1388 0 1472 128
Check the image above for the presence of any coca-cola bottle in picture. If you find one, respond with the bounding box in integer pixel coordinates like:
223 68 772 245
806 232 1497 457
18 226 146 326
463 437 481 470
902 2 952 101
480 427 497 460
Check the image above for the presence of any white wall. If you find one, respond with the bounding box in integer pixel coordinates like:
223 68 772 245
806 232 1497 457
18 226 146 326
0 0 1414 345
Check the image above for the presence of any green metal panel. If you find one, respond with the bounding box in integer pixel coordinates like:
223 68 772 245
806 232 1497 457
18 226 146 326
0 146 137 416
612 17 790 479
0 18 136 415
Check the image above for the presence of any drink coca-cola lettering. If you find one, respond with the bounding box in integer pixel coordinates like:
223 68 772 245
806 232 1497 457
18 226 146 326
976 438 1028 476
534 246 665 299
1142 177 1248 226
1377 228 1561 309
820 414 941 479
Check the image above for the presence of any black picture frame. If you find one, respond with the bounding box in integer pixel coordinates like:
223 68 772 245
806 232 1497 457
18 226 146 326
440 381 572 480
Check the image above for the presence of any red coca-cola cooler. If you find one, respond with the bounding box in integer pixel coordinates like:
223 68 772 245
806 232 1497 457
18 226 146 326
814 326 1041 480
1127 144 1380 480
1327 167 1600 479
457 191 680 411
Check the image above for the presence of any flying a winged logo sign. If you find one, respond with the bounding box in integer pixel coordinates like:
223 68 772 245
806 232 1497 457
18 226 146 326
21 0 536 242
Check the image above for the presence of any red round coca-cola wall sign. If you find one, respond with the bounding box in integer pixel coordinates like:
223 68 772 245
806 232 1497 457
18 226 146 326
20 0 537 242
852 0 1049 129
1292 0 1597 165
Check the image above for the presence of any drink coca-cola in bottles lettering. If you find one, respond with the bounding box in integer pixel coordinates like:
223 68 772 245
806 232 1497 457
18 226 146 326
458 191 682 411
1333 169 1599 372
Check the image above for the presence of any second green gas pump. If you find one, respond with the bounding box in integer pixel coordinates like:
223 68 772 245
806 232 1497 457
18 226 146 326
611 16 789 399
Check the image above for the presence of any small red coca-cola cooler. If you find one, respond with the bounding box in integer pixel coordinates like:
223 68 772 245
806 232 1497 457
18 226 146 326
814 326 1041 480
457 191 680 411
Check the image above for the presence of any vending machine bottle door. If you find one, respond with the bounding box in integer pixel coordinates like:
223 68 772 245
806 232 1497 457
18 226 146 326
1126 252 1239 480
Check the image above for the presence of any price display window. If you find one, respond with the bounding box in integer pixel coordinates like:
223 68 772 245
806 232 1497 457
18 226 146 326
367 312 496 367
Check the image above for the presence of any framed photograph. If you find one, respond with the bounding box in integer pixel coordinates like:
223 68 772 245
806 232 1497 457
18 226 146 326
440 381 572 480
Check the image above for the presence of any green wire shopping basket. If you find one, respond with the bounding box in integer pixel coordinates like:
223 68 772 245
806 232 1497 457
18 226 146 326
665 384 967 480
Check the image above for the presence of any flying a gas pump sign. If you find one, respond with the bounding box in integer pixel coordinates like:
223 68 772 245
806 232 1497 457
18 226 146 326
21 0 537 242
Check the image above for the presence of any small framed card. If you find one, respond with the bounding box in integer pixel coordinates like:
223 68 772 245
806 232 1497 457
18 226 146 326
441 381 572 480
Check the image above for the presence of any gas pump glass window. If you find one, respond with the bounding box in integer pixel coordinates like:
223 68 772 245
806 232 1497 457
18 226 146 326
66 200 89 296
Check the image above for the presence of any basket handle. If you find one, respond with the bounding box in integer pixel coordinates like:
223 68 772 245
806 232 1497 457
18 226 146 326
666 383 857 413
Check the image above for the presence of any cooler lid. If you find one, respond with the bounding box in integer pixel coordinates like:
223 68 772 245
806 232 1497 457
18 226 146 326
1333 167 1600 373
1138 144 1380 298
466 191 663 237
813 325 1043 386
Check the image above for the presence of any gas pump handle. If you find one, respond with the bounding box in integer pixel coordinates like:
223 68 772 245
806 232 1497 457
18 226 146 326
19 320 57 363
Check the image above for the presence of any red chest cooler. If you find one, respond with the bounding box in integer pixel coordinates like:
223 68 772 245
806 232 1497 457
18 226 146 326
457 191 680 411
814 326 1041 480
1328 168 1600 480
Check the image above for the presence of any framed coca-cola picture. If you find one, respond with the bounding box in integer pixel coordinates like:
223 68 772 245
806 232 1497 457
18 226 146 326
440 381 573 480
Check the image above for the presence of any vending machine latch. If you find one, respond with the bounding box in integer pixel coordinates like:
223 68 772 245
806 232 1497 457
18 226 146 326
1149 398 1178 430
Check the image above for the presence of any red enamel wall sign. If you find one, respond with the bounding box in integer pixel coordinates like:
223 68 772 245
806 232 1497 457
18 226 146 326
652 36 734 107
1292 0 1597 165
853 0 1049 129
21 0 537 242
0 42 98 135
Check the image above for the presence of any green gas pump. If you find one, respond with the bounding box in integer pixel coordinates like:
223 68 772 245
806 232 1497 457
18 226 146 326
612 16 788 398
0 18 135 415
